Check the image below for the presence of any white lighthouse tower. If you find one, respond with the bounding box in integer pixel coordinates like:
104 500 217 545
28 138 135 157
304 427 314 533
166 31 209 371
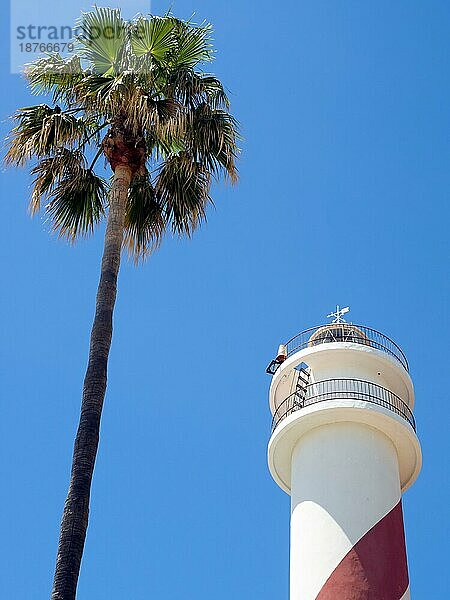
267 308 421 600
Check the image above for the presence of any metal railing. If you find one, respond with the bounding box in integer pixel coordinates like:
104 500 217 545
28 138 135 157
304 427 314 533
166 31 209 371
271 378 415 433
284 324 409 372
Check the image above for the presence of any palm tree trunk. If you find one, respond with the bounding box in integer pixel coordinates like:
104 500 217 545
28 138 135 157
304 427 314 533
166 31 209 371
51 164 132 600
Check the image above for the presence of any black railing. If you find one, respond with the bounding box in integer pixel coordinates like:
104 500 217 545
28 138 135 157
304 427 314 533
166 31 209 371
283 324 408 372
271 378 415 432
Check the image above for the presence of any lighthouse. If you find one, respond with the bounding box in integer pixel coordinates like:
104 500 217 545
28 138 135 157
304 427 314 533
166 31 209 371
266 307 421 600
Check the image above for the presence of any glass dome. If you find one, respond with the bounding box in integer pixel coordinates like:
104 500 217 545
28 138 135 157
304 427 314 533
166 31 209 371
308 323 370 347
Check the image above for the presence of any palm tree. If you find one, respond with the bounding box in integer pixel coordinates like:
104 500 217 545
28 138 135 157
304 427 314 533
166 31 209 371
5 8 238 599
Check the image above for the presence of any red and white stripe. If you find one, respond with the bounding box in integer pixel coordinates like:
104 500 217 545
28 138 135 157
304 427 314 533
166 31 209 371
290 422 410 600
316 501 409 599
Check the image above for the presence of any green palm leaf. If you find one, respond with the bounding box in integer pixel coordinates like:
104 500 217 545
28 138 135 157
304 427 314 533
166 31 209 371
171 20 214 67
198 75 230 109
188 103 239 182
46 166 107 239
124 173 165 260
29 148 86 214
156 152 212 235
167 69 229 109
5 105 91 165
130 15 176 61
76 7 126 75
25 54 83 104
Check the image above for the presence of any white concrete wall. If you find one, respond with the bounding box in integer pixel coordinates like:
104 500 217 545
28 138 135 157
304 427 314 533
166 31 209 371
306 347 410 404
290 421 402 600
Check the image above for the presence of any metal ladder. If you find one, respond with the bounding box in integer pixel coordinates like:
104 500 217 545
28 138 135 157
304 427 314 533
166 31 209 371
293 364 310 409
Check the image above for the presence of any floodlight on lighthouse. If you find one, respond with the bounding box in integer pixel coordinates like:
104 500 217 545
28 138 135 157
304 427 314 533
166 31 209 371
276 344 287 363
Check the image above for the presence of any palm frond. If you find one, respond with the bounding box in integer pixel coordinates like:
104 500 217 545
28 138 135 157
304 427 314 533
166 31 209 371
5 105 93 166
130 15 176 61
29 147 86 214
166 69 229 109
24 54 83 104
198 75 230 109
187 103 239 183
75 7 126 75
46 167 108 239
155 152 212 236
171 19 214 67
73 71 142 123
124 173 165 260
127 96 183 142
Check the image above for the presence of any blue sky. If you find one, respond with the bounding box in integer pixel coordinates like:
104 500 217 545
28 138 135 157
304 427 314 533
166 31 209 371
1 1 449 598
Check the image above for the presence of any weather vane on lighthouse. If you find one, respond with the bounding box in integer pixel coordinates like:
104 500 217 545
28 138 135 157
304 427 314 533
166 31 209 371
326 304 350 323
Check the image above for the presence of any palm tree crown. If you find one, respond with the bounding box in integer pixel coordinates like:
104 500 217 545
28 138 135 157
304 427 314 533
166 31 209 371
6 7 238 258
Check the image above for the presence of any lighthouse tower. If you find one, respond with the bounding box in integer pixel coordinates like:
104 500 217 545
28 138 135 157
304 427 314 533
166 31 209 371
266 307 421 600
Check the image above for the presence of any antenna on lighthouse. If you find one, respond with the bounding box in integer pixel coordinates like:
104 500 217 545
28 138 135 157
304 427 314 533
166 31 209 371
326 305 350 323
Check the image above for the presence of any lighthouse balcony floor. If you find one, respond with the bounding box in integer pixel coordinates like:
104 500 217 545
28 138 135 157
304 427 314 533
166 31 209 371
271 378 415 433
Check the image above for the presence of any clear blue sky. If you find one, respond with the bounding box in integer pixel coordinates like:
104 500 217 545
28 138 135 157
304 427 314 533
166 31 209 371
1 1 449 598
